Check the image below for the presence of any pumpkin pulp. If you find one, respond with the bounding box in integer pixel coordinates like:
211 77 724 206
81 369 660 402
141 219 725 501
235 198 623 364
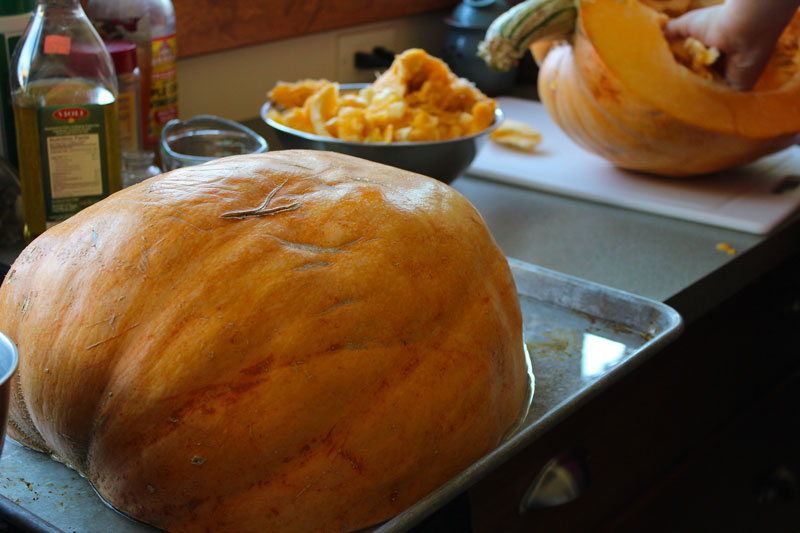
580 0 800 139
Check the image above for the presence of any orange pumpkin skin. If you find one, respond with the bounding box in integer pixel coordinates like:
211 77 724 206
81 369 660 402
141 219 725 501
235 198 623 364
0 151 530 532
535 1 800 177
537 39 797 176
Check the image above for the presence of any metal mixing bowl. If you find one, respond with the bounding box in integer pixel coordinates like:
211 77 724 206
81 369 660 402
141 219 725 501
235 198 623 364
260 84 503 184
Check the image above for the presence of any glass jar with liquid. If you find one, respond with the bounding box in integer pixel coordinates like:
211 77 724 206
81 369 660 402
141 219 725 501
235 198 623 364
10 0 121 243
0 1 35 168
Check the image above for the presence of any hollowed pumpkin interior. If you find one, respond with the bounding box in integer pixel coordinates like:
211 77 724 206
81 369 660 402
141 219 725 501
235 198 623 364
580 0 800 139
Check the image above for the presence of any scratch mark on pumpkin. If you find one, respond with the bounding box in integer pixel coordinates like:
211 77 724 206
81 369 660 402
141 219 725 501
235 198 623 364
221 202 301 219
314 298 359 316
293 261 332 271
348 176 383 186
220 179 302 219
85 323 140 350
164 215 213 232
4 269 14 284
274 236 364 254
138 250 149 274
21 292 33 317
291 361 313 379
295 484 312 499
86 313 122 328
294 476 322 500
339 449 361 472
91 229 98 248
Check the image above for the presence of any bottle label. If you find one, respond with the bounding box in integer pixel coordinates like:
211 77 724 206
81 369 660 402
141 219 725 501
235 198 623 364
38 104 111 225
117 89 138 153
148 34 178 146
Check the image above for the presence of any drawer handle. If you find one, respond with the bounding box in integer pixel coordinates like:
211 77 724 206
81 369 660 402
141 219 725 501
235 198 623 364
519 449 590 514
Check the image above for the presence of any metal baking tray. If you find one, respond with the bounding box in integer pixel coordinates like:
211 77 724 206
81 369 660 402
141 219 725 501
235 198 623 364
0 258 682 533
374 257 683 531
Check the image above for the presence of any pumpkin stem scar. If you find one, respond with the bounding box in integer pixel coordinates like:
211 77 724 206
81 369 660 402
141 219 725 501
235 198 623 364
219 178 302 219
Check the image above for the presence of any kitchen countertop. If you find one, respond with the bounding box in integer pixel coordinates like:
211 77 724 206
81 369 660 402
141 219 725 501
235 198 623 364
1 121 799 531
452 174 799 324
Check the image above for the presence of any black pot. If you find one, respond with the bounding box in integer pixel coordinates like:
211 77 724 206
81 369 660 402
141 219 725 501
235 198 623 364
443 0 517 96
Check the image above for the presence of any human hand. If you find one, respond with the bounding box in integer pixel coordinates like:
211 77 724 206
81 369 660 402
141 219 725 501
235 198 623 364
664 0 799 90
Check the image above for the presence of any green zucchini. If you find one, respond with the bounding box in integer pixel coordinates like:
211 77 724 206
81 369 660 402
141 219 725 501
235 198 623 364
478 0 578 71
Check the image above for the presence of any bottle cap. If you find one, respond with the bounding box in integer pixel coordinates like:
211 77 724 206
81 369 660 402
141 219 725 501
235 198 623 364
105 40 138 75
0 0 34 16
68 41 112 79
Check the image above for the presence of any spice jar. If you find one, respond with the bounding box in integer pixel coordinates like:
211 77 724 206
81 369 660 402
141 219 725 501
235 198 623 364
107 40 141 155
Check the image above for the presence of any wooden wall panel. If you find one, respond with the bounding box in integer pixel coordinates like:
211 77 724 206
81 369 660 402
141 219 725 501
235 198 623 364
173 0 459 58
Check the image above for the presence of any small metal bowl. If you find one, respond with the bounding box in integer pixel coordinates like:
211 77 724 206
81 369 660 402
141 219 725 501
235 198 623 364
0 331 19 458
260 84 503 184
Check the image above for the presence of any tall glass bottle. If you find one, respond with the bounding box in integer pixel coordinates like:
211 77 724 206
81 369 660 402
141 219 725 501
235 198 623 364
10 0 121 243
85 0 178 155
1 0 35 168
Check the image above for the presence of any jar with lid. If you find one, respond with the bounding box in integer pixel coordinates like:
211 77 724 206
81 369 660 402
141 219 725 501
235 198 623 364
10 0 122 243
106 40 141 155
85 0 178 154
122 150 160 188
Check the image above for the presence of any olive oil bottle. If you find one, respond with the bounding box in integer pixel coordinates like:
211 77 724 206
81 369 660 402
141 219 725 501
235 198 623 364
10 0 121 243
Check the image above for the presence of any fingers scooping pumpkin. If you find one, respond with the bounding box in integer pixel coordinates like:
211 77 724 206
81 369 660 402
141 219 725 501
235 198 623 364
479 0 800 176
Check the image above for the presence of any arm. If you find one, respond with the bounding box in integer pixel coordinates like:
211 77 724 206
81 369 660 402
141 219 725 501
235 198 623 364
664 0 799 90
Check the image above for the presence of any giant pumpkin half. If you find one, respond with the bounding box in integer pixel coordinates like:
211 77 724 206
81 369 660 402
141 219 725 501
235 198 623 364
480 0 800 176
0 151 532 532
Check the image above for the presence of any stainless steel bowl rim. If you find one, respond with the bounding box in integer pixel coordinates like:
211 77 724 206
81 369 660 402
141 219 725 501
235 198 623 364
261 83 504 148
160 114 269 162
0 331 18 385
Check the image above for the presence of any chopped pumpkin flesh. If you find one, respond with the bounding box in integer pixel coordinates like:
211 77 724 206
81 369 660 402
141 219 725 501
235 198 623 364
267 49 497 143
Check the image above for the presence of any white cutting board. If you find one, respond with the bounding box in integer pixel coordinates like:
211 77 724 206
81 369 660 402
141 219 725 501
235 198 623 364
467 97 800 234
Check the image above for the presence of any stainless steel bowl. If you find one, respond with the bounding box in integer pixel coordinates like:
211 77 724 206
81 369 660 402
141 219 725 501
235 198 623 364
260 84 503 184
0 331 18 457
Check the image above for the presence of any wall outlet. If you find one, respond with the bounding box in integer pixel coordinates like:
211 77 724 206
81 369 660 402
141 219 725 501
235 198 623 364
336 26 397 83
